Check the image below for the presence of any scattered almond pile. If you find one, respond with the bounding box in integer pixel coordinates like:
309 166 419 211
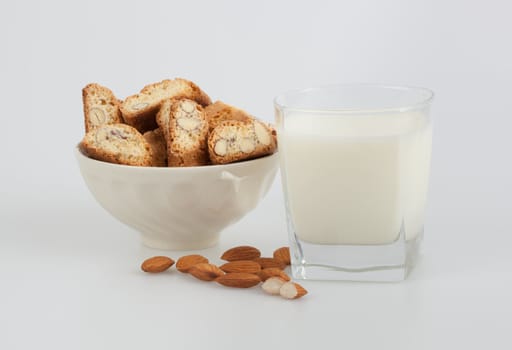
140 245 307 300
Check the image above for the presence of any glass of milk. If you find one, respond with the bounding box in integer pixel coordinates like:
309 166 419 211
274 84 433 281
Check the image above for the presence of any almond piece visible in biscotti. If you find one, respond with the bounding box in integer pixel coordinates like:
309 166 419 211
120 78 211 133
79 123 152 166
208 119 277 164
143 128 167 167
82 83 123 132
204 101 254 133
156 98 209 167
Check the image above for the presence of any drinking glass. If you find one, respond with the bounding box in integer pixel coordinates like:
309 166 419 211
274 84 433 281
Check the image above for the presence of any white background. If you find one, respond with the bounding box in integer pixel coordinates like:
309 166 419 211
1 0 511 349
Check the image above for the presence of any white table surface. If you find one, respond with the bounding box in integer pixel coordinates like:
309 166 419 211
1 1 511 349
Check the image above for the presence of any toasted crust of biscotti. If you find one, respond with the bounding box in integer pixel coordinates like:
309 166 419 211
120 78 211 133
82 83 123 132
156 98 209 167
79 124 152 166
143 128 167 167
204 101 254 132
208 120 277 164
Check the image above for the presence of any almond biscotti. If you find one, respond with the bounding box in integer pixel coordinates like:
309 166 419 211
204 101 254 132
120 78 212 133
156 98 209 167
82 83 123 132
208 120 277 164
143 128 167 167
80 124 152 166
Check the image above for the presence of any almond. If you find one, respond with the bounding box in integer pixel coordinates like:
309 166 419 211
141 256 175 273
258 268 291 282
261 277 286 295
90 107 106 124
214 139 227 156
216 272 261 288
254 120 272 145
221 246 261 261
176 254 209 273
132 102 149 111
279 282 308 299
273 247 291 265
253 257 286 270
188 263 225 281
220 260 262 274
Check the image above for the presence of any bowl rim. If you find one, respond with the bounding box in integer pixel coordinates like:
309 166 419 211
75 146 278 172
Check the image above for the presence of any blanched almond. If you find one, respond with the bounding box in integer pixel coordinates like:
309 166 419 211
279 282 308 299
261 277 286 295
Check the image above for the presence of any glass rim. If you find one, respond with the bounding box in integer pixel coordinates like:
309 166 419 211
274 83 434 114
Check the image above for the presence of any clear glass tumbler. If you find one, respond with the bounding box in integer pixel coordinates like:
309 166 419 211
274 84 433 281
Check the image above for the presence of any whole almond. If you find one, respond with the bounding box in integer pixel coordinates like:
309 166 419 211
279 282 308 299
176 254 209 273
253 257 286 270
188 263 225 281
261 277 286 295
258 268 291 282
216 272 261 288
141 256 175 273
273 247 291 265
221 246 261 261
220 260 262 274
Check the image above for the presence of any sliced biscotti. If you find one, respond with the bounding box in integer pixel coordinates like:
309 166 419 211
120 78 212 133
143 128 167 167
79 124 152 166
82 83 123 132
156 98 209 167
204 101 254 133
208 119 277 164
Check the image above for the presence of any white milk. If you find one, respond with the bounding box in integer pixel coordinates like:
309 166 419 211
279 111 431 245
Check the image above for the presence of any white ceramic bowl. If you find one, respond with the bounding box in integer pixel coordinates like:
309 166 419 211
75 148 278 250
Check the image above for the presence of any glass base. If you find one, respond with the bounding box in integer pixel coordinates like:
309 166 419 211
289 228 423 282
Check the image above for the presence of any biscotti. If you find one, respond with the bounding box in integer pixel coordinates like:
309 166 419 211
82 83 123 132
120 78 212 133
143 128 167 167
204 101 254 132
157 98 209 167
80 78 278 167
208 119 277 164
80 124 152 166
